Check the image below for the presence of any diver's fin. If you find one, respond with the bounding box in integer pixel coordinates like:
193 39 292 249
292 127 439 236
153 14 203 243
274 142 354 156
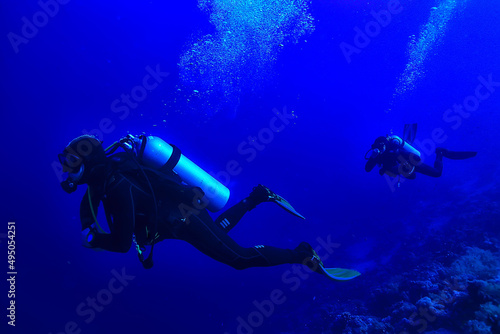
310 248 360 281
272 193 306 220
437 148 477 160
321 267 362 281
251 185 306 219
403 123 417 144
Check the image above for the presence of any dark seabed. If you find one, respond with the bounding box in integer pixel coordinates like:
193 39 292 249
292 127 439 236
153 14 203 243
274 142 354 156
1 0 499 333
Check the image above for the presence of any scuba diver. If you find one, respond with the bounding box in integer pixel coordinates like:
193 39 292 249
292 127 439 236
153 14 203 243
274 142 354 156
365 124 477 180
58 134 360 281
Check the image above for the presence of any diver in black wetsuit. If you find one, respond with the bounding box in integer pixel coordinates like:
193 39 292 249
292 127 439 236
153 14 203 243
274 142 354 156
365 135 477 179
58 135 359 281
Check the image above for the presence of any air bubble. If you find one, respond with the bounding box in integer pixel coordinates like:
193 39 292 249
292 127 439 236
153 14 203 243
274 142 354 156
392 0 468 102
178 0 315 116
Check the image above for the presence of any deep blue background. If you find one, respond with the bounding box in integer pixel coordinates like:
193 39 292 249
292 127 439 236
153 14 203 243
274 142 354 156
1 0 499 333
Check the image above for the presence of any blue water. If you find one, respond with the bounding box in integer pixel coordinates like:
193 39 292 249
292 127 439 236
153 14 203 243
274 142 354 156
2 1 499 333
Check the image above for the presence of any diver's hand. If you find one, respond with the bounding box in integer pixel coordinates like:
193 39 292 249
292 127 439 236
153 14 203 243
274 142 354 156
81 227 104 251
370 148 381 158
81 227 94 248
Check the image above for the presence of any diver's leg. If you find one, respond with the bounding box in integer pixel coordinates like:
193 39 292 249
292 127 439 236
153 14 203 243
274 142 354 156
215 185 305 232
214 198 256 233
417 148 477 177
176 210 308 270
434 152 444 176
214 185 269 232
436 148 477 160
414 155 443 177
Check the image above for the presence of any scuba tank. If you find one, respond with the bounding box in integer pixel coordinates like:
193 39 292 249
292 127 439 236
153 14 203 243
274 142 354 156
126 134 230 212
387 135 421 157
101 133 230 269
364 134 421 160
387 135 420 185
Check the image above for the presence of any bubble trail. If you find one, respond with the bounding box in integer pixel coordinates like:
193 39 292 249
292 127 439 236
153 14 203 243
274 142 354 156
178 0 314 116
392 0 468 103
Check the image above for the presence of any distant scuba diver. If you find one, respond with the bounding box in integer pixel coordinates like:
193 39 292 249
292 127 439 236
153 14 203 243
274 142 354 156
58 134 360 281
365 124 477 181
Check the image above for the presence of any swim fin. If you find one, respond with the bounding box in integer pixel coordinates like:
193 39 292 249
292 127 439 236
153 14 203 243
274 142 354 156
309 245 361 281
403 123 418 144
321 267 362 281
436 148 477 160
250 185 306 219
272 193 306 220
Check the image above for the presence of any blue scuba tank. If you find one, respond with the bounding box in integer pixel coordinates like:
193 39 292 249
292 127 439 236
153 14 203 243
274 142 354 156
387 135 421 157
128 135 230 212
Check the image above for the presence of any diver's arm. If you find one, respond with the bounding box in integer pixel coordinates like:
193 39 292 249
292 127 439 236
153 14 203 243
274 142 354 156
365 158 377 172
80 180 135 253
80 189 98 230
365 149 381 172
79 189 106 251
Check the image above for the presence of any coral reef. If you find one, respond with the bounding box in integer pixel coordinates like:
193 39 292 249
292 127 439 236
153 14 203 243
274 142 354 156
449 248 500 281
330 312 392 334
270 186 500 334
292 244 499 333
464 320 491 334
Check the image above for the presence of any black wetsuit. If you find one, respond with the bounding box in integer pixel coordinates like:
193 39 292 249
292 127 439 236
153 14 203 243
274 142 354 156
365 142 443 179
80 153 302 269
